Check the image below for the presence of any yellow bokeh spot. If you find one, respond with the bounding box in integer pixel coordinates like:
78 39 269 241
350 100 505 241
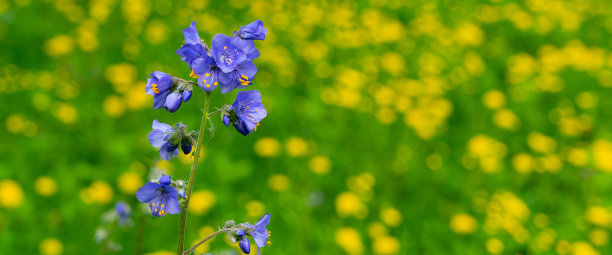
6 114 26 134
534 213 549 228
376 107 396 125
593 140 612 172
566 147 588 167
426 153 443 170
335 227 363 255
246 200 265 218
368 222 388 238
493 109 520 131
372 235 400 254
105 63 137 94
81 181 113 204
103 95 126 117
117 172 143 194
483 90 506 110
285 137 309 157
589 229 609 247
336 192 366 218
39 238 63 255
54 103 78 124
485 238 504 254
32 93 51 110
381 207 402 227
44 35 74 57
178 147 206 165
126 82 151 110
189 190 216 215
586 206 612 227
309 155 331 175
573 241 600 255
455 23 484 46
35 176 57 196
254 137 281 157
512 153 533 173
576 92 597 109
268 174 290 192
450 213 477 234
527 132 557 154
555 240 572 255
0 179 24 208
145 20 169 44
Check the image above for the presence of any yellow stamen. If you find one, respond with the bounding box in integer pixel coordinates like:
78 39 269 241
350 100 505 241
240 75 248 80
246 106 249 109
255 109 258 112
155 208 157 212
205 73 210 77
189 71 199 78
267 241 271 245
161 209 165 215
151 84 160 94
203 79 207 84
152 203 155 207
224 46 227 50
214 82 218 86
206 84 210 88
239 79 246 83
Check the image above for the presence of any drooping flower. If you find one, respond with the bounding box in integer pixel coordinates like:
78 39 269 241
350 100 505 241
115 201 131 226
222 90 267 136
135 175 180 217
145 71 192 112
235 20 267 40
239 237 251 254
245 214 271 254
145 71 174 108
148 120 195 160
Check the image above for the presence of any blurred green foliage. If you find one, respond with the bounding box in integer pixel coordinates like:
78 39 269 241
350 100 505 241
1 0 612 254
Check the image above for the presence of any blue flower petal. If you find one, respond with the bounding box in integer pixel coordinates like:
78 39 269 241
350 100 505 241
149 129 167 148
251 214 270 248
153 90 170 109
160 142 178 160
136 182 162 203
163 186 181 214
183 21 201 45
159 174 172 185
165 91 183 112
152 119 173 133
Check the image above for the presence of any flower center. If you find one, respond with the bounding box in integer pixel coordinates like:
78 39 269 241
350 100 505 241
151 83 160 94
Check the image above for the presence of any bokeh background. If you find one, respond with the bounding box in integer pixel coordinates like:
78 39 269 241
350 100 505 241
2 0 612 254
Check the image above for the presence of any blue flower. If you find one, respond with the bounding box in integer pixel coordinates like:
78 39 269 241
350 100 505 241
239 237 251 254
223 90 267 136
136 174 181 217
245 214 270 254
115 201 131 226
176 22 208 68
235 20 267 40
148 120 194 160
145 71 174 108
145 71 192 112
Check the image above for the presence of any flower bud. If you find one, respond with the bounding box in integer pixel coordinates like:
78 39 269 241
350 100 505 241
239 237 251 254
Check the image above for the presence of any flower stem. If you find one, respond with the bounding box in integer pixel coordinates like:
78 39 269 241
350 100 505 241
177 91 212 255
134 215 147 255
183 230 225 255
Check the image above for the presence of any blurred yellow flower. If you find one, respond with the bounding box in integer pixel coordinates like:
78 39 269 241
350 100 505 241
336 192 367 218
53 103 78 124
285 137 309 157
191 226 215 254
6 114 26 134
589 229 609 247
372 235 400 254
482 90 506 110
586 206 612 227
494 109 520 131
485 238 504 254
246 200 265 218
335 227 363 255
309 155 331 175
0 179 24 208
35 176 57 196
105 63 136 94
576 92 597 109
450 213 477 234
381 207 402 227
455 23 484 46
254 137 281 157
368 222 388 238
125 82 151 110
39 238 63 255
32 93 51 110
593 140 612 172
527 132 557 154
189 190 215 215
555 240 572 255
573 241 600 255
268 174 290 192
376 107 397 125
426 153 443 170
103 95 126 117
44 35 74 57
145 20 169 44
178 148 206 165
534 213 550 228
117 172 143 194
512 153 533 173
81 181 113 204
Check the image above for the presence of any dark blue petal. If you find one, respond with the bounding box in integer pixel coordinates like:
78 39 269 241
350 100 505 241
239 238 251 254
136 182 162 203
219 71 238 94
160 174 172 185
165 91 183 112
233 120 250 136
153 90 170 109
182 89 192 102
235 230 245 237
239 20 267 40
183 21 201 45
160 142 178 160
181 139 192 154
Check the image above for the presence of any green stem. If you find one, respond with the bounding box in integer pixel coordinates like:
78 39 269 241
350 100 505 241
183 229 225 255
134 216 147 255
177 92 212 255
